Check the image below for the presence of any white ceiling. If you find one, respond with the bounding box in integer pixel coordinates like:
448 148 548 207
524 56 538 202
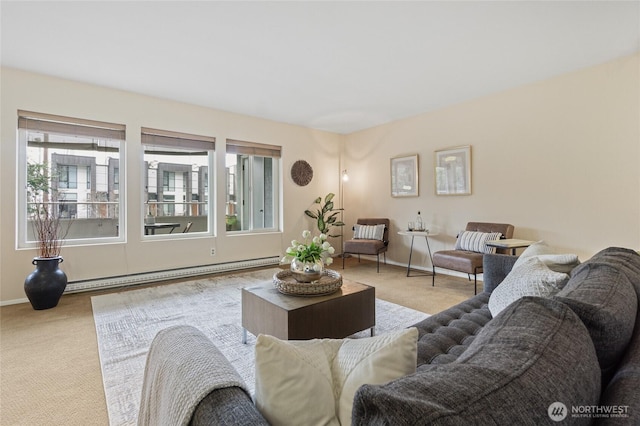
2 1 639 134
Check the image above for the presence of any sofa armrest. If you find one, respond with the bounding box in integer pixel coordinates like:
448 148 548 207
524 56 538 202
482 254 518 293
191 387 268 426
139 325 267 426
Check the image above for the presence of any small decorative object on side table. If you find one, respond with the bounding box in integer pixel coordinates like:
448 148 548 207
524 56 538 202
415 211 425 231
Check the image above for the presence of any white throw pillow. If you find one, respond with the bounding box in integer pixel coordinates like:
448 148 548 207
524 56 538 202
254 328 418 426
353 224 385 240
454 231 502 254
512 241 580 273
533 254 581 274
488 257 569 317
512 241 553 268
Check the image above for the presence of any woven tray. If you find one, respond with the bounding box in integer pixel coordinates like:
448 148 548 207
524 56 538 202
273 269 343 296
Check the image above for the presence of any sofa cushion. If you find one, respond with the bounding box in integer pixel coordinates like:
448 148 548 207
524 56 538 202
598 312 640 425
412 292 491 366
344 239 387 255
455 231 502 254
553 253 638 385
353 224 385 240
583 247 640 297
352 297 601 425
254 328 418 426
488 257 569 317
431 250 483 273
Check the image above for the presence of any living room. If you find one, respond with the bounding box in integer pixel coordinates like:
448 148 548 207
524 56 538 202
1 1 640 424
1 1 638 305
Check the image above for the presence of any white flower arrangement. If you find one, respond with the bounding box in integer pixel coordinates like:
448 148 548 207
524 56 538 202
282 230 335 268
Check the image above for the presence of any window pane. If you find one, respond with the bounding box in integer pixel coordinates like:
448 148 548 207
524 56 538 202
23 128 123 241
143 144 211 235
225 151 279 232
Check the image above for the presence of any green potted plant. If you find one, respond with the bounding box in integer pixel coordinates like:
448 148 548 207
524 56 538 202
304 193 345 237
24 163 71 310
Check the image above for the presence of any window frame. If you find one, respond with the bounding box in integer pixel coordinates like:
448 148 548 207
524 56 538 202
141 127 216 239
17 110 126 249
225 139 281 234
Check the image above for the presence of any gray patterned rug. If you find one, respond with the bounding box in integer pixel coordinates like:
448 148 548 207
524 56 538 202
91 268 428 426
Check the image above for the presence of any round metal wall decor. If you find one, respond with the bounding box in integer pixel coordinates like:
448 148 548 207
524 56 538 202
291 160 313 186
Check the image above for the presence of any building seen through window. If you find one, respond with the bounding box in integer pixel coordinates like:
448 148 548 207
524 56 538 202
142 127 214 235
19 110 125 243
225 139 280 232
18 113 282 243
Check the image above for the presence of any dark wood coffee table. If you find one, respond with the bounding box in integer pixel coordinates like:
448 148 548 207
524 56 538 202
241 279 375 342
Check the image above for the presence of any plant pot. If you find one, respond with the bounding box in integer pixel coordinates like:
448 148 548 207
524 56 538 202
290 258 324 283
24 256 67 310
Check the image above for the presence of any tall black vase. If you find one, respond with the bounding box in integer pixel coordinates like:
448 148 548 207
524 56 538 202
24 257 68 310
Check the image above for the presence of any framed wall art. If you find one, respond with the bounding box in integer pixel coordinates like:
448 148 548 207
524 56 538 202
390 154 419 197
435 145 471 195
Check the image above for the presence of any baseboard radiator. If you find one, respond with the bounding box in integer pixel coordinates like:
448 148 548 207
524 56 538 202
65 256 281 293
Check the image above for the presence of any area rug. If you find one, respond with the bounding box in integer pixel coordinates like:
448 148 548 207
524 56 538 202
91 268 428 426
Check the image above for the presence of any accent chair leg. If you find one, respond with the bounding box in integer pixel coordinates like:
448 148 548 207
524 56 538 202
473 267 481 295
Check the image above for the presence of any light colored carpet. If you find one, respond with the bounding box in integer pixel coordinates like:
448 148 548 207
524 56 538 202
91 267 428 426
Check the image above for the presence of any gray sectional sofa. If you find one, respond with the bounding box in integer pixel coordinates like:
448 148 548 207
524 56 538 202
139 247 640 425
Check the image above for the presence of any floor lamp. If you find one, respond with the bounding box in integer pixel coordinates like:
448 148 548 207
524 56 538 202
340 169 349 258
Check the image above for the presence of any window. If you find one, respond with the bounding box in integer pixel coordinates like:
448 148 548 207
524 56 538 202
86 166 91 190
162 171 175 192
58 193 77 218
113 167 119 191
18 110 125 245
142 127 215 236
58 165 77 189
225 139 280 232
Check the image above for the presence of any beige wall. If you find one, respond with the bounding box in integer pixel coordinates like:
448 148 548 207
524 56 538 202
0 68 342 303
343 54 640 268
2 54 639 304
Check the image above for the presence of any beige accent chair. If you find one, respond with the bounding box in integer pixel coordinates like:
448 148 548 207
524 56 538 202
342 218 390 273
432 222 514 294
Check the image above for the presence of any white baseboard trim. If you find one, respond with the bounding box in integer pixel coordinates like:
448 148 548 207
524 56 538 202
1 297 30 307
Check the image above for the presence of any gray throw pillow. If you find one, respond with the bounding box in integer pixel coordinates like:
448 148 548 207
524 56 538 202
488 257 569 317
352 297 601 425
